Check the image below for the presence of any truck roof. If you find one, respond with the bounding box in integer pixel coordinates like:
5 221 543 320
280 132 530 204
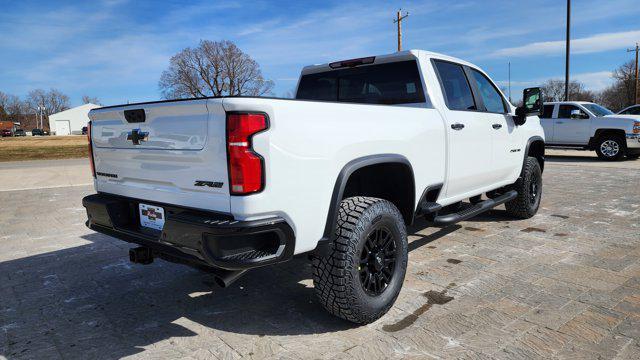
544 101 595 105
300 49 476 75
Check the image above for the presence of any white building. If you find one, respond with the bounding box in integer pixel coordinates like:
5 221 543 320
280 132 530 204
48 103 101 135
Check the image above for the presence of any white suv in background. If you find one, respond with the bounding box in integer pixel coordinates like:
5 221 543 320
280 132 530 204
540 101 640 160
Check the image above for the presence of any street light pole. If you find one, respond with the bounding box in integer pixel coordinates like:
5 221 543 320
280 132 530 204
564 0 571 101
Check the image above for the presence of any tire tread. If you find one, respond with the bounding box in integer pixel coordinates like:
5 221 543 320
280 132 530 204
312 197 406 323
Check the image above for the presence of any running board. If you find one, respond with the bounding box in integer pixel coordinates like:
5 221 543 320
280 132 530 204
432 190 518 226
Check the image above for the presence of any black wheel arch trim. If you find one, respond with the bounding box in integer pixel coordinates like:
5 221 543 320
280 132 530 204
523 136 545 174
314 154 415 255
588 129 628 150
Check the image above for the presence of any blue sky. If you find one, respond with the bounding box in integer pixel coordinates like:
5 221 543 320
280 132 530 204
1 0 639 107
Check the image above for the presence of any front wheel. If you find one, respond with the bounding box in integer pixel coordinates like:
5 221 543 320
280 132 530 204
312 197 408 324
595 134 625 161
505 156 542 219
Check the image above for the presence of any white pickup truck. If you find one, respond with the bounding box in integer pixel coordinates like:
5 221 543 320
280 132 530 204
540 101 640 160
83 50 546 323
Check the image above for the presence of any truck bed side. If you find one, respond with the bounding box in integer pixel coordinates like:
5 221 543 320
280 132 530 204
221 97 446 253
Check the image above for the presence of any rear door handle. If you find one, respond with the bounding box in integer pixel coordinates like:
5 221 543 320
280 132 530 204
492 124 502 129
451 123 465 130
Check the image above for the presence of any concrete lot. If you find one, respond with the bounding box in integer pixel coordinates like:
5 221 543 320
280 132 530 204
0 150 639 359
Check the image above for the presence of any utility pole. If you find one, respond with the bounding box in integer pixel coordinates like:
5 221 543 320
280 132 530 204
393 9 409 52
627 43 639 104
508 62 512 102
564 0 571 101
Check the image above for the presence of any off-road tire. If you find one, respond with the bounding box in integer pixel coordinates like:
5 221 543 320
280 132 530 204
505 156 542 219
595 134 625 161
312 197 408 324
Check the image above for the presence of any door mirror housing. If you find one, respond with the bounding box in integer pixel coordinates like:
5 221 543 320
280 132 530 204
514 87 543 126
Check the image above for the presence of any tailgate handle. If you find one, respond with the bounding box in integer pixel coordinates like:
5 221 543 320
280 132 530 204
124 109 146 123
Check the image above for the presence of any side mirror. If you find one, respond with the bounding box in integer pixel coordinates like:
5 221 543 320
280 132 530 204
514 87 543 126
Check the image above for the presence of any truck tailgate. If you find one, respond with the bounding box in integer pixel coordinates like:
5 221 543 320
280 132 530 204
89 99 231 213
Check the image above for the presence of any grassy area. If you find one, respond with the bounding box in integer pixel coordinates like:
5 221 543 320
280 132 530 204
0 136 88 162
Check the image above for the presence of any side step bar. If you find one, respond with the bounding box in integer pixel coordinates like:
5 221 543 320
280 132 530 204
432 190 518 226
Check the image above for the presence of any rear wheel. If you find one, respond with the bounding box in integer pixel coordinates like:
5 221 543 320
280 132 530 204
595 134 625 161
505 156 542 219
312 197 408 324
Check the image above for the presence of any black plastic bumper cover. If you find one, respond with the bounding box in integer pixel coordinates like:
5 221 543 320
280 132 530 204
82 193 295 270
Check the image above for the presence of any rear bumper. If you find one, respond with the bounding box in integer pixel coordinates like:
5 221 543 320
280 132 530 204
82 193 295 270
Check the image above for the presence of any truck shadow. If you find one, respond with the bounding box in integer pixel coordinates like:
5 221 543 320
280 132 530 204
1 219 466 358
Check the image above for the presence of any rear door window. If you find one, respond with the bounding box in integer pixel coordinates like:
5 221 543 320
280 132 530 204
433 60 476 111
296 60 426 105
541 105 555 119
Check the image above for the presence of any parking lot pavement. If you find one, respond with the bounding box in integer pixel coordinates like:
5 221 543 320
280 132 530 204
0 159 92 192
1 158 639 359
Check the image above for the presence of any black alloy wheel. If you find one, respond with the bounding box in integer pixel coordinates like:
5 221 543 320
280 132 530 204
359 226 396 296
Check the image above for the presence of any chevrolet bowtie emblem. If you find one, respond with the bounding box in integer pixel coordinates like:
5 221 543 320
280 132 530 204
127 129 148 145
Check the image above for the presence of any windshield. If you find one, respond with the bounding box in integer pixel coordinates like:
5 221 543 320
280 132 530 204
296 60 426 105
582 103 613 117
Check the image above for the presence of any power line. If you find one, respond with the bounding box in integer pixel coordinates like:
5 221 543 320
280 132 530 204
393 9 409 52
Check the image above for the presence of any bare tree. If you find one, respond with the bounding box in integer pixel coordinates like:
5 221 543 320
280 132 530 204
48 89 70 114
82 95 102 105
6 94 27 117
0 92 8 120
26 88 70 116
159 40 274 99
540 79 595 102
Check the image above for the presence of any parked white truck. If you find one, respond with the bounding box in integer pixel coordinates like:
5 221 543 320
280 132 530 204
83 50 546 323
540 101 640 160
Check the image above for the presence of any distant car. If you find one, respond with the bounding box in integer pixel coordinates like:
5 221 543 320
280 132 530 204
1 129 12 137
14 129 26 137
618 104 640 116
32 128 45 136
82 126 88 135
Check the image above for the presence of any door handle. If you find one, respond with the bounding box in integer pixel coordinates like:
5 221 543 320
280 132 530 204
556 121 564 124
451 123 465 130
492 124 502 129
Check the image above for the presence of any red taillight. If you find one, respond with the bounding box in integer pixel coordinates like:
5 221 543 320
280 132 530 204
226 113 268 195
87 121 96 178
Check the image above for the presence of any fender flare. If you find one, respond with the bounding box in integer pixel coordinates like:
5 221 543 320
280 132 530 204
313 154 414 255
523 136 545 173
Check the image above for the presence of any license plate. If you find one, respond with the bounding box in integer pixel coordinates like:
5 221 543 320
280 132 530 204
139 203 165 231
